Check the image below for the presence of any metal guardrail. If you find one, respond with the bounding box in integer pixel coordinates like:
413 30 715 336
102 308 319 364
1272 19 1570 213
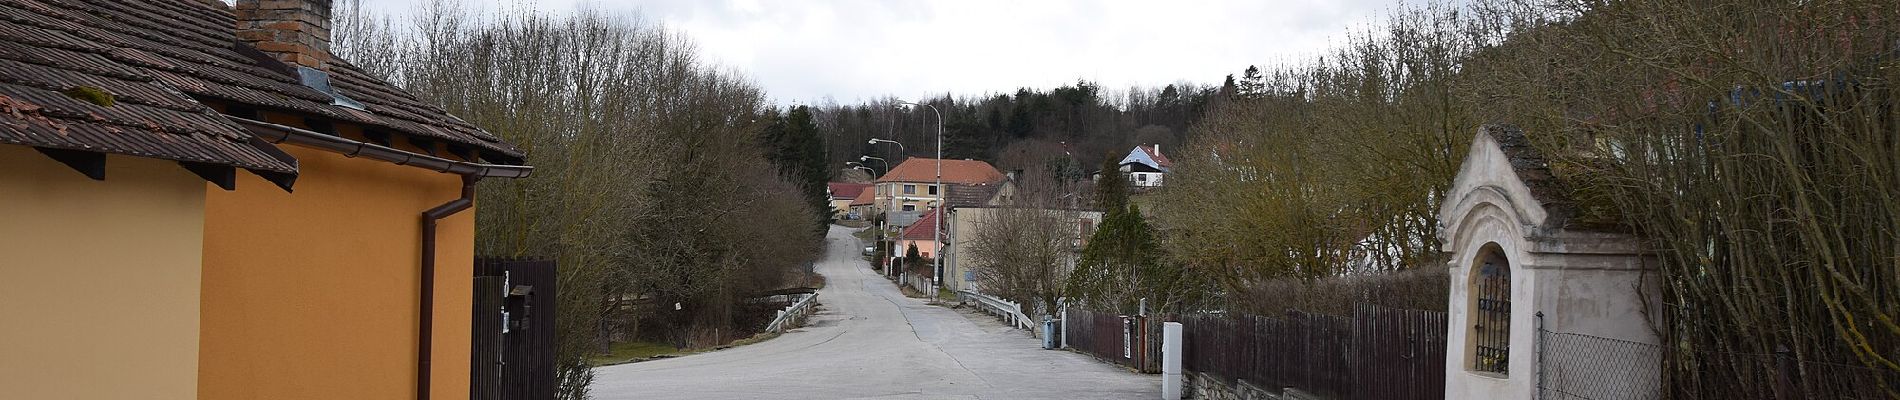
960 289 1034 331
765 293 819 333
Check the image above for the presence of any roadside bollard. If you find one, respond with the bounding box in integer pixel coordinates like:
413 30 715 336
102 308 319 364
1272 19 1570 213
1163 322 1183 400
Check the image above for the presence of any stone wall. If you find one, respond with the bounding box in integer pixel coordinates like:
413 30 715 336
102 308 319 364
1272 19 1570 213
1183 372 1333 400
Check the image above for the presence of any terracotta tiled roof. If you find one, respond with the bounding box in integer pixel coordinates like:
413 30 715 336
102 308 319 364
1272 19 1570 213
1140 145 1173 168
900 208 942 241
849 186 874 206
875 158 1006 185
828 182 871 200
0 0 524 168
0 0 296 173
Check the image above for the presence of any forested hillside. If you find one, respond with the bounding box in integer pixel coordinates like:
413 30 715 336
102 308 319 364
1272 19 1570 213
814 81 1222 176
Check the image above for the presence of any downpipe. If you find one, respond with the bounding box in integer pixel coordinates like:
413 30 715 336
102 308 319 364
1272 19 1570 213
227 117 521 400
418 174 479 400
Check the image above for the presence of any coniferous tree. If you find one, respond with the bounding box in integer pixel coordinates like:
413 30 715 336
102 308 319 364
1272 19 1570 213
1068 204 1173 312
764 106 832 229
1094 154 1128 212
904 243 922 272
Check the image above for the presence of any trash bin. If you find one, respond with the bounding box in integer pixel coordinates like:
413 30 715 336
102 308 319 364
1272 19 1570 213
1042 315 1058 349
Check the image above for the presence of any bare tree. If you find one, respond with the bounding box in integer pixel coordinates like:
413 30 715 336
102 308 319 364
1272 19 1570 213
335 2 824 398
967 171 1086 318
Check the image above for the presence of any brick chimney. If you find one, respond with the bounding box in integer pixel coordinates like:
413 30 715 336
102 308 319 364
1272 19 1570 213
234 0 332 69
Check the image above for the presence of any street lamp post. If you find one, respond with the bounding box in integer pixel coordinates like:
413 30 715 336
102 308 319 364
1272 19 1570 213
860 155 894 276
865 139 905 279
896 101 944 297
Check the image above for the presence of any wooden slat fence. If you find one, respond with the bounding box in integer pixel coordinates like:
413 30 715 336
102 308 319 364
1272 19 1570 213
472 257 558 400
1349 304 1448 400
471 275 504 400
1066 307 1151 371
1076 303 1446 400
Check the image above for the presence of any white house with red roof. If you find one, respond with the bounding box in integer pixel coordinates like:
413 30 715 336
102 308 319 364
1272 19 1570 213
1119 144 1172 187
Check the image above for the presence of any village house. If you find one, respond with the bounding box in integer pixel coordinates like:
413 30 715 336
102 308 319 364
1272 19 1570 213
827 181 871 219
942 204 1101 294
872 157 1007 228
898 207 945 259
848 185 877 221
1119 144 1171 187
0 1 531 399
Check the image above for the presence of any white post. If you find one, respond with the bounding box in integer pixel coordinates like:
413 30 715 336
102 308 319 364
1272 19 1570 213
1060 300 1069 349
1162 322 1183 400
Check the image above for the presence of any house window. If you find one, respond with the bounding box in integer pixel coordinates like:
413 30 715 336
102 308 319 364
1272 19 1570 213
928 185 939 195
1470 243 1512 375
902 204 916 212
904 184 916 194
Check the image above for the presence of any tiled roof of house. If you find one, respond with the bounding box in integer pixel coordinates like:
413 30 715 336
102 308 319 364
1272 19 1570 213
944 183 1001 208
875 158 1007 185
0 0 297 173
848 186 874 206
899 207 942 241
1140 145 1173 168
828 182 871 200
0 0 524 170
1120 144 1173 172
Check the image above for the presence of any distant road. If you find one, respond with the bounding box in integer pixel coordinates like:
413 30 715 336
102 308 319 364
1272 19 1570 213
591 225 1158 399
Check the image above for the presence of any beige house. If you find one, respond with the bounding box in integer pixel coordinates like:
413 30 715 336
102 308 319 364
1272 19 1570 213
827 182 871 219
872 158 1007 221
942 205 1103 294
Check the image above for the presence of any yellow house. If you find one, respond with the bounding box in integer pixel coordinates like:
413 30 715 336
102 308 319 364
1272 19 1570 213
872 158 1007 217
1 1 531 399
0 108 297 399
828 182 872 219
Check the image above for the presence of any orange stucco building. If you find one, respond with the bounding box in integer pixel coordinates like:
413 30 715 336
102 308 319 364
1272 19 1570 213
0 1 530 399
198 113 483 399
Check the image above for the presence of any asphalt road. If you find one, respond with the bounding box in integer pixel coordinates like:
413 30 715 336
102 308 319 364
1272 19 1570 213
591 225 1159 400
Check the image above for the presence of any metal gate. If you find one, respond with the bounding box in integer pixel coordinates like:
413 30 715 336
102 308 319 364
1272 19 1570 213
471 258 557 400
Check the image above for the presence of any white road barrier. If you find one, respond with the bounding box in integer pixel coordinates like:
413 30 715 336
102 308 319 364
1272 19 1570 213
766 293 819 333
960 289 1034 331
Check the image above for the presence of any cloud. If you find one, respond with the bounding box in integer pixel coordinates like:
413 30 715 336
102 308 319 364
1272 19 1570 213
361 0 1417 105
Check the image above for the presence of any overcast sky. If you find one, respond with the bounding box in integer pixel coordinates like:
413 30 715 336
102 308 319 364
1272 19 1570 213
362 0 1415 106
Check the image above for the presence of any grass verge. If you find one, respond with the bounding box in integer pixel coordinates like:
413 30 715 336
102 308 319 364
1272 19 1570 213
589 332 790 367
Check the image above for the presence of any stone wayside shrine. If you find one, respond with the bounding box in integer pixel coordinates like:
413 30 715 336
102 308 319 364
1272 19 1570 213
1437 125 1661 399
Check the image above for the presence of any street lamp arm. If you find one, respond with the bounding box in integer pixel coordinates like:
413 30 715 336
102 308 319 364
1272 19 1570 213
867 138 905 161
